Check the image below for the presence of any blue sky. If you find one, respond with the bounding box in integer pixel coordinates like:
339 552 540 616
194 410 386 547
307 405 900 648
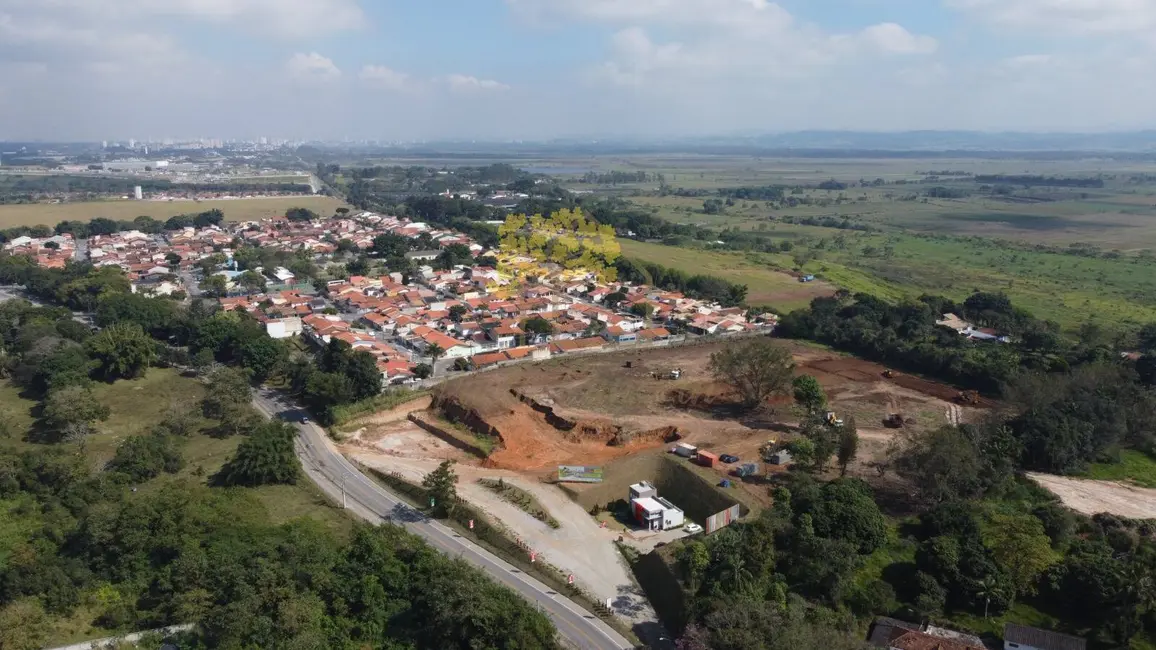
2 0 1156 140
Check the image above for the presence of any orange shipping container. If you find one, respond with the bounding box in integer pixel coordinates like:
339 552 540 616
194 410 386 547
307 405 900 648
697 451 718 468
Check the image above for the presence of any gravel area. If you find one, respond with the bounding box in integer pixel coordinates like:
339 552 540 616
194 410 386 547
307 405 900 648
1028 472 1156 519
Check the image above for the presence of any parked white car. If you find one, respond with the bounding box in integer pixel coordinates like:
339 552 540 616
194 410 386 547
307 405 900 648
684 523 703 534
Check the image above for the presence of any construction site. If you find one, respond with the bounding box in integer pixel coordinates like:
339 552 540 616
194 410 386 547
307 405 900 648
334 338 996 632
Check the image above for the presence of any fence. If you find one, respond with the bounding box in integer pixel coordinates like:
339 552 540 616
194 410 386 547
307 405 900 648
704 503 742 534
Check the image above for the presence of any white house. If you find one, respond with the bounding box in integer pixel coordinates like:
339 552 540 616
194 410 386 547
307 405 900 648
266 317 304 340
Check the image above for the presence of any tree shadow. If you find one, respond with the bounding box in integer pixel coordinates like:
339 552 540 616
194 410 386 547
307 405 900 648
881 562 919 602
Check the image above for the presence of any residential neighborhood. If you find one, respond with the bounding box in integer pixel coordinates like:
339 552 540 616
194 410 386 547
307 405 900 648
3 209 776 389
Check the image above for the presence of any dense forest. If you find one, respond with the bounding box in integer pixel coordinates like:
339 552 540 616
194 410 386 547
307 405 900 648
669 469 1156 650
972 175 1105 188
0 260 560 648
0 209 228 243
0 175 312 204
776 291 1156 473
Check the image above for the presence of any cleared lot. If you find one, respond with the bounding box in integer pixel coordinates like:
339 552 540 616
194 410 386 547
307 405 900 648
1027 473 1156 519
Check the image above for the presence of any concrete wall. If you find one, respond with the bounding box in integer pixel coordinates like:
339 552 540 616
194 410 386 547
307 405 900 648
559 452 742 525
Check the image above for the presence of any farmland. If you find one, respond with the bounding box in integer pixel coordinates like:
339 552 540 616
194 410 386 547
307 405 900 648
0 195 348 228
620 239 836 312
542 154 1156 330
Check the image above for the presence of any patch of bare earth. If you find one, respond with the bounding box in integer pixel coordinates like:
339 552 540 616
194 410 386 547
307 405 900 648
1027 473 1156 519
342 422 659 629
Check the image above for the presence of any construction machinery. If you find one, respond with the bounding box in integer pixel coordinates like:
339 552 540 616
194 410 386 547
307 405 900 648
759 440 779 462
652 368 683 380
825 411 845 427
955 390 981 405
882 369 895 379
883 413 905 429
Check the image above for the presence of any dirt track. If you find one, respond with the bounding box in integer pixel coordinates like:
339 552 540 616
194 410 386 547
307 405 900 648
1028 473 1156 519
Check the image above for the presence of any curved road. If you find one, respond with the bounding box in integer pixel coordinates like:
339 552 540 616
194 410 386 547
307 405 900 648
252 390 635 650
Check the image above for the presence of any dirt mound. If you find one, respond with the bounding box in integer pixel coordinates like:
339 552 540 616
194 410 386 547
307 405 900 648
665 387 736 411
431 391 670 472
613 426 681 447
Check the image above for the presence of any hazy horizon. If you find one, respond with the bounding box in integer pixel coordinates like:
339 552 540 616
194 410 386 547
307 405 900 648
3 0 1156 141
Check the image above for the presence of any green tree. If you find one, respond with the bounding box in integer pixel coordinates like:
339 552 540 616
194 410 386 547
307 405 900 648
43 385 110 438
237 270 267 294
346 350 383 401
425 343 445 366
792 375 828 415
449 305 468 322
630 302 656 319
108 433 184 482
413 363 433 379
201 366 253 421
837 416 859 476
286 207 320 222
983 514 1057 600
0 598 51 650
215 420 300 486
914 571 947 617
679 541 711 592
199 274 228 298
604 291 627 306
891 426 983 503
422 460 459 517
521 316 555 337
85 322 156 380
191 347 216 374
239 336 288 383
804 478 887 554
708 339 795 409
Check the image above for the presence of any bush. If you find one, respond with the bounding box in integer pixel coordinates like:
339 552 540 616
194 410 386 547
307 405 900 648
214 421 300 487
108 434 184 483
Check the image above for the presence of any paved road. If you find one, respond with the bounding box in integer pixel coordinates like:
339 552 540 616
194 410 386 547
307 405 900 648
251 390 636 650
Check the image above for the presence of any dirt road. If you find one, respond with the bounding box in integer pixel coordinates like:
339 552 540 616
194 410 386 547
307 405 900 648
1028 473 1156 519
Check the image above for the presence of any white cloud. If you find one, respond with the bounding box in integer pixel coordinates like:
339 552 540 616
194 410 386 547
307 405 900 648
858 23 938 55
286 52 341 80
359 65 411 91
509 0 936 92
445 74 511 93
1 0 365 38
947 0 1156 35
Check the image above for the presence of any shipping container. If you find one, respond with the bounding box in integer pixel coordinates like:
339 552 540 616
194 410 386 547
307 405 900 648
697 451 718 468
673 443 697 458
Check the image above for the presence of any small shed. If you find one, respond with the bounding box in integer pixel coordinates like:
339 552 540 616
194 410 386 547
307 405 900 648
697 451 718 468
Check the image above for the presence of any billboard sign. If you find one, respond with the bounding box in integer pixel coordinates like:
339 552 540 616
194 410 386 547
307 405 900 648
558 465 604 483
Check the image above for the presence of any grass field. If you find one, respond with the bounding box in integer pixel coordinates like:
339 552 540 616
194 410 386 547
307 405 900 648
623 220 1156 330
621 239 835 312
0 196 349 228
1085 450 1156 488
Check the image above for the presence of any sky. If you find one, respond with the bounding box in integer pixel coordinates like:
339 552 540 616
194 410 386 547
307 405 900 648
2 0 1156 141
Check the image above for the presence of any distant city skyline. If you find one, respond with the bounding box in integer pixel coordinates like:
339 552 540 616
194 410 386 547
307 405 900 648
2 0 1155 140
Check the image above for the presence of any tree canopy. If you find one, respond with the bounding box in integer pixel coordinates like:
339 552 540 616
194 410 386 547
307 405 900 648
709 339 795 409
